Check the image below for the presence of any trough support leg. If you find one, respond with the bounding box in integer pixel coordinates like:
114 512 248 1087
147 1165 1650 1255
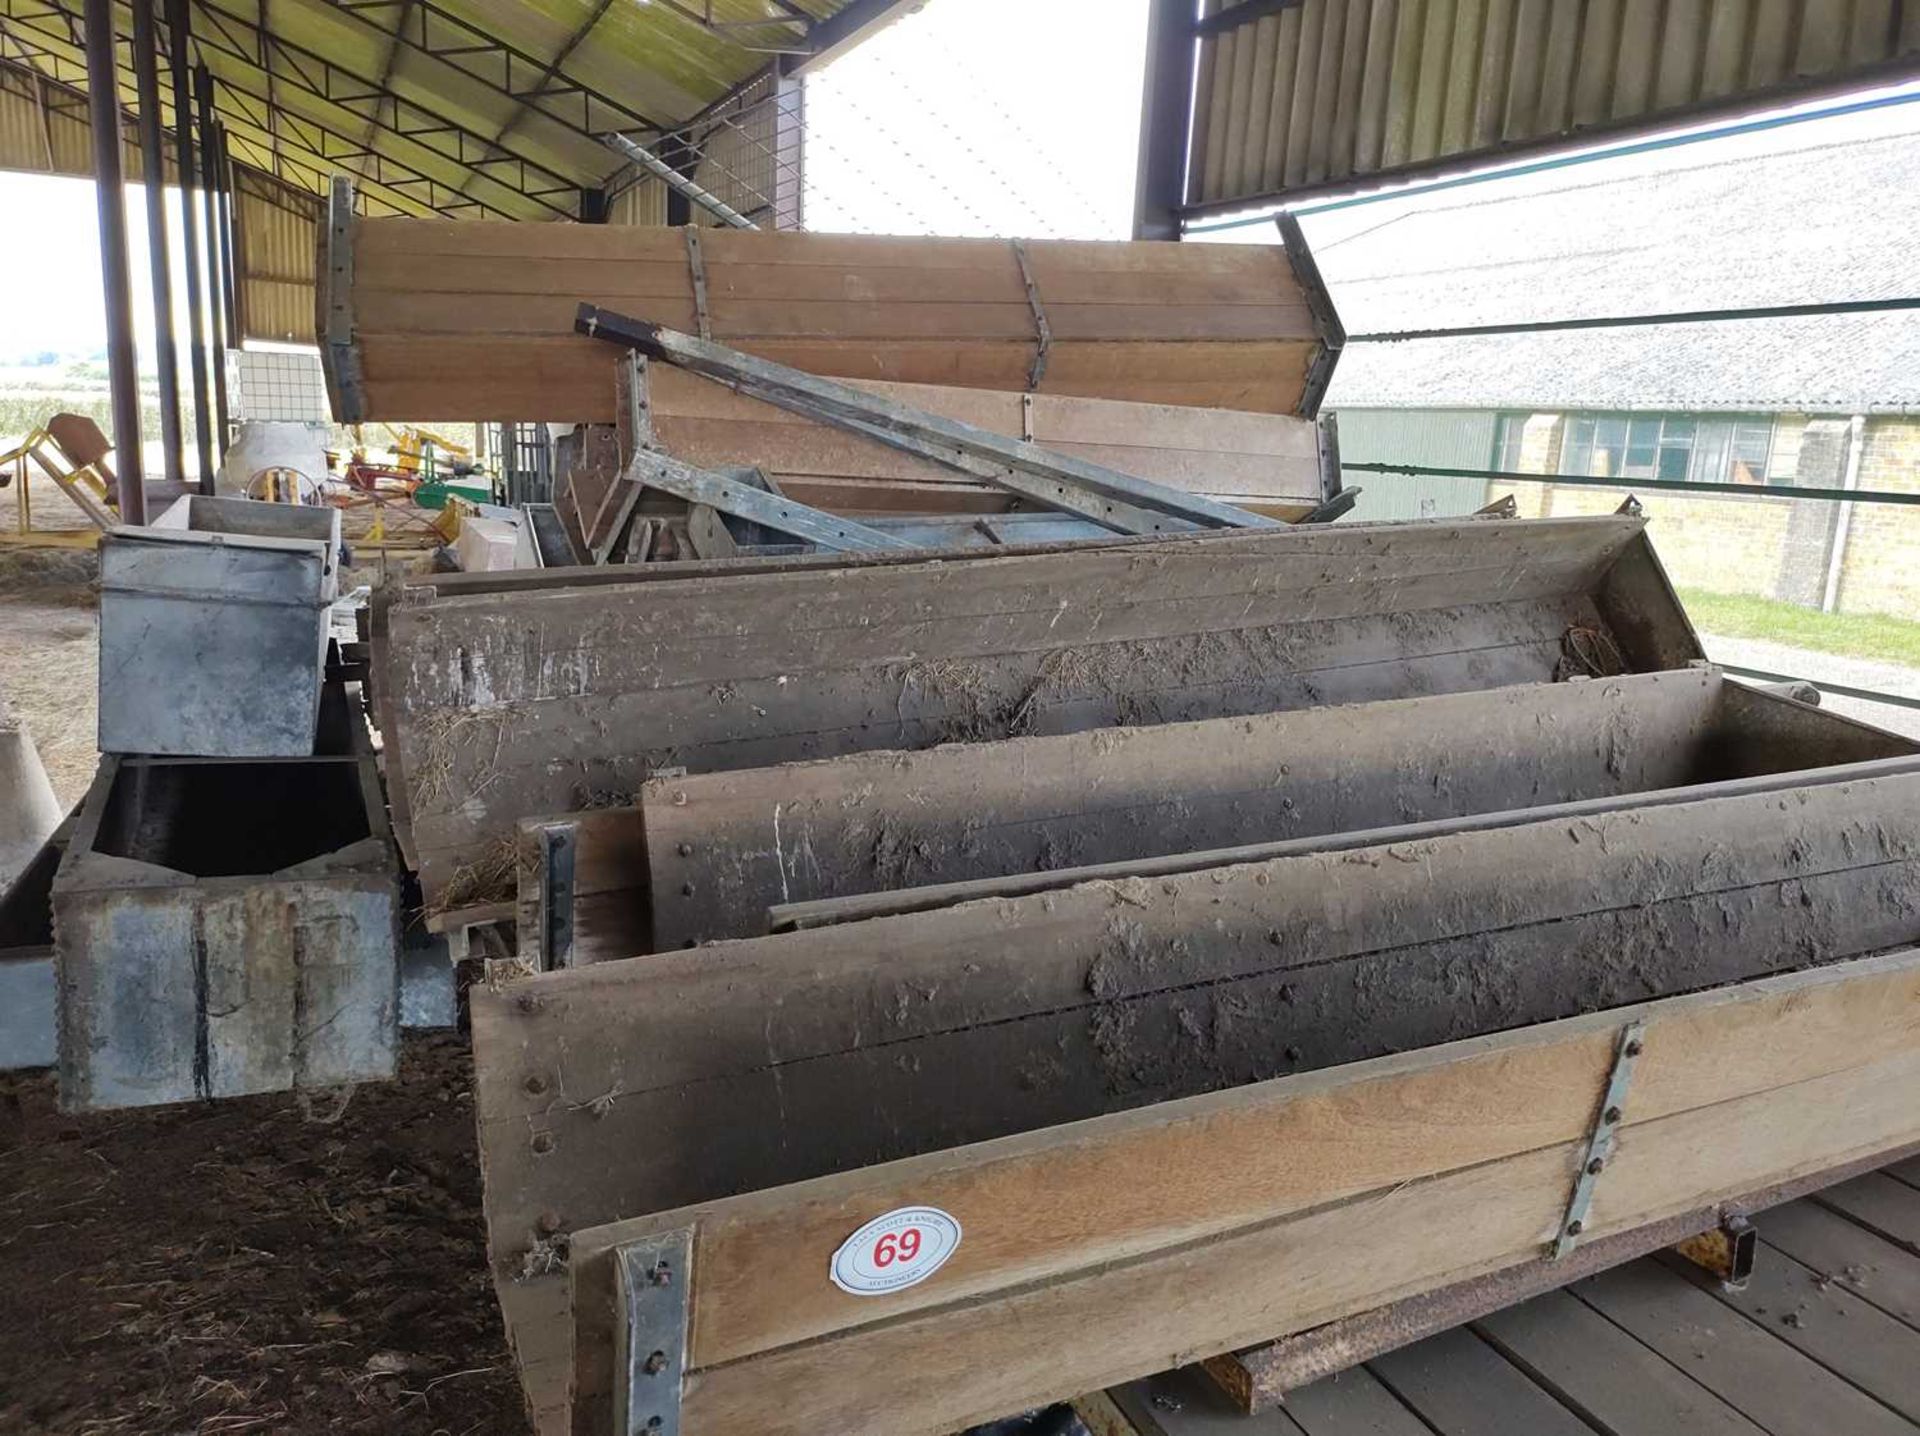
1673 1215 1758 1291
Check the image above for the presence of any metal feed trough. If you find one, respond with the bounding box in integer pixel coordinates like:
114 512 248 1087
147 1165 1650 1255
428 514 1920 1436
54 680 399 1111
97 494 341 757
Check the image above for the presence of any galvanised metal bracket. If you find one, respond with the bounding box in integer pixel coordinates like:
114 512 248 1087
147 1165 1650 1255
615 1228 693 1436
538 823 577 970
1552 1019 1647 1260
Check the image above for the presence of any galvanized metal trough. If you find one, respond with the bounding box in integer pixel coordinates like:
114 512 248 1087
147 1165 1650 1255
55 681 399 1111
97 494 341 757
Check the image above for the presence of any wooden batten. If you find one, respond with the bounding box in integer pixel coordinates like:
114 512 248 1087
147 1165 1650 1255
549 949 1920 1435
324 218 1341 422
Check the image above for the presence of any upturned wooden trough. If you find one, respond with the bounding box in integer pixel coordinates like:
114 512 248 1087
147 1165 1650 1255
438 515 1920 1435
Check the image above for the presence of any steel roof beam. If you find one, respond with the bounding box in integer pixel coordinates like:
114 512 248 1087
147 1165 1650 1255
0 10 490 215
5 0 559 213
0 37 427 214
325 0 672 139
456 0 612 205
190 0 579 213
358 0 410 162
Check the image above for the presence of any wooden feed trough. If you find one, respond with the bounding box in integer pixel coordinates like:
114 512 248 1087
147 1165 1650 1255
318 187 1342 423
417 513 1920 1433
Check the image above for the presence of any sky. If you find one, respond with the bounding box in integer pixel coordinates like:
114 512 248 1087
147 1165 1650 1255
0 177 202 363
802 0 1150 240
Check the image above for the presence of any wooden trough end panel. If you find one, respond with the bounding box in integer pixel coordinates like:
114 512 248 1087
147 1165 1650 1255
558 950 1920 1435
322 213 1339 422
380 516 1690 906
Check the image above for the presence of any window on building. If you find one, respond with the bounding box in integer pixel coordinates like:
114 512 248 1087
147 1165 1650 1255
1555 414 1776 486
1623 417 1662 476
1493 414 1527 472
1728 419 1773 484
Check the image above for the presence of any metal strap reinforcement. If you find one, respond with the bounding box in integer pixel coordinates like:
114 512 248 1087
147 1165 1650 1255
684 227 714 341
1554 1020 1647 1259
1011 237 1053 391
614 1228 692 1436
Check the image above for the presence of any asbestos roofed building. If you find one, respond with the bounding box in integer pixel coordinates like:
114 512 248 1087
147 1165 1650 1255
1304 103 1920 622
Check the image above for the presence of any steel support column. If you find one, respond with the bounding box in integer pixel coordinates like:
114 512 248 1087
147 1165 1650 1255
214 124 238 341
131 0 183 488
84 0 145 522
165 0 213 491
1133 0 1197 241
195 63 230 452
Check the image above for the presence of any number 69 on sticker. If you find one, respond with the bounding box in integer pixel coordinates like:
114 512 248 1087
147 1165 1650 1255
830 1206 962 1296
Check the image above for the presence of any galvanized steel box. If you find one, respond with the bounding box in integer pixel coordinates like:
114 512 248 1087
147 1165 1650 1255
54 685 399 1111
97 494 341 757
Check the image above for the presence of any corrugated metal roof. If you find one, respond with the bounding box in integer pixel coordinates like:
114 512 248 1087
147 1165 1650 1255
1317 117 1920 413
233 166 321 343
0 0 915 218
1186 0 1920 211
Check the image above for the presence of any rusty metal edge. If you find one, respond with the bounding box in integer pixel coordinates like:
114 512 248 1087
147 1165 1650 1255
1200 1139 1920 1413
1276 210 1344 421
320 175 364 425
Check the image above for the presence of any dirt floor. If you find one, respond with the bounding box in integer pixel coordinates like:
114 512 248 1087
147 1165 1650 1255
0 546 100 808
0 1033 531 1436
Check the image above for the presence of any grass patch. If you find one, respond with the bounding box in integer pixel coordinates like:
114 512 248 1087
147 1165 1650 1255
1677 587 1920 668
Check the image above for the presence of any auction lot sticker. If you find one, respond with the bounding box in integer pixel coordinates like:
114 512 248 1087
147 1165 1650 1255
830 1206 962 1296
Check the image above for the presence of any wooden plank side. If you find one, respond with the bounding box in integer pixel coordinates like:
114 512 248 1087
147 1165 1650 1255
399 594 1598 898
358 292 1315 344
568 1031 1920 1436
400 597 1593 897
350 334 1327 423
639 670 1726 950
353 254 1299 310
343 221 1325 421
391 518 1640 708
473 784 1920 1368
581 952 1920 1371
